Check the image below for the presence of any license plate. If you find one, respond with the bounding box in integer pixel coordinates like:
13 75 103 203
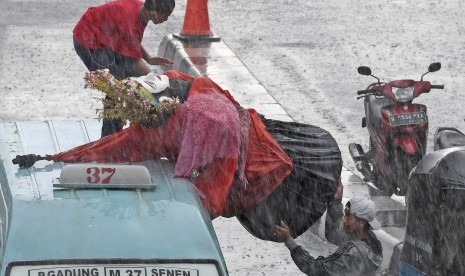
9 263 220 276
389 112 427 126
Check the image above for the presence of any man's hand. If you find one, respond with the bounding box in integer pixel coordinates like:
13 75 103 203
12 154 45 168
272 220 292 243
332 178 344 202
147 56 174 66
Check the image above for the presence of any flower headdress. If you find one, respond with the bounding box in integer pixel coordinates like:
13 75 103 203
84 69 180 127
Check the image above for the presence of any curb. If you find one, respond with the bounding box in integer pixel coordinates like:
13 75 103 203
158 34 292 122
157 33 406 274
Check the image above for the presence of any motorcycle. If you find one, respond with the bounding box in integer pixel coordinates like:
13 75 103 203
349 62 444 196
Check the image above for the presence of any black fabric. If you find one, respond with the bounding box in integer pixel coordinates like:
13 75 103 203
237 116 343 241
101 118 124 138
155 79 192 103
74 40 141 80
434 127 465 150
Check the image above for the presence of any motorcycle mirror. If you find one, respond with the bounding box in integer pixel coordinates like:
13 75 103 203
428 62 441 73
357 66 372 76
421 62 441 80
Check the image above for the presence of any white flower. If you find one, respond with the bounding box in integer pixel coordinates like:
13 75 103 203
159 96 179 103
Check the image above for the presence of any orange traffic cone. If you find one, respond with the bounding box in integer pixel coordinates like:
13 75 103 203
174 0 220 42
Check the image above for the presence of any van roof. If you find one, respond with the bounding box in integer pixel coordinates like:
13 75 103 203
0 121 227 274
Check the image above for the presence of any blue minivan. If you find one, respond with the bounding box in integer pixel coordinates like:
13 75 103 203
0 120 229 276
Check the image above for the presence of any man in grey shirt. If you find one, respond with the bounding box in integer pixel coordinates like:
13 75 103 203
272 184 383 276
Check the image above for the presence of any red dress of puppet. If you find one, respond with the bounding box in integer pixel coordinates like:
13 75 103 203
45 70 293 219
14 70 342 241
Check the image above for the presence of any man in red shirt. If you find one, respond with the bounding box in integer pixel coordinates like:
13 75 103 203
73 0 175 79
73 0 175 137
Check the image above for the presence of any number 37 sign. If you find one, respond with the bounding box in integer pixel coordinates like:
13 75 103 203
56 164 153 188
86 167 116 184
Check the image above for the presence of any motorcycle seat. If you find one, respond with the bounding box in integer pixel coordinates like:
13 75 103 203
434 127 465 150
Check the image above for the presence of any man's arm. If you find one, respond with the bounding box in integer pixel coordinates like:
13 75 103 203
273 221 333 275
135 58 151 76
325 201 351 245
288 245 332 275
141 45 173 66
292 241 374 276
325 179 353 245
274 221 360 275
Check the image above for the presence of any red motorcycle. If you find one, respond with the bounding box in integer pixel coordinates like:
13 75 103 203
349 62 444 196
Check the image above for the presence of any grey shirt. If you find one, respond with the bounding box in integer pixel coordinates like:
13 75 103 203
285 201 383 276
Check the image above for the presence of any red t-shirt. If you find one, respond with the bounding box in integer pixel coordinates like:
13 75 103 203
73 0 147 59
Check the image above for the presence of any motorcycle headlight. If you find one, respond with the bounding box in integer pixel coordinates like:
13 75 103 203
392 86 414 102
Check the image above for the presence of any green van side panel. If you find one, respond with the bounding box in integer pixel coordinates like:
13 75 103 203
0 121 228 275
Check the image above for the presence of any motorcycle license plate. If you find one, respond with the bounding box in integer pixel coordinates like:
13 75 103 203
389 112 427 126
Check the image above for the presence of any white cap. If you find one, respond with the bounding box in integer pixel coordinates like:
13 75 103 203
346 196 381 230
132 72 170 94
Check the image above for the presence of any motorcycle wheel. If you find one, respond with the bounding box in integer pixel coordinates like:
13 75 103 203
372 172 395 197
393 151 423 196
